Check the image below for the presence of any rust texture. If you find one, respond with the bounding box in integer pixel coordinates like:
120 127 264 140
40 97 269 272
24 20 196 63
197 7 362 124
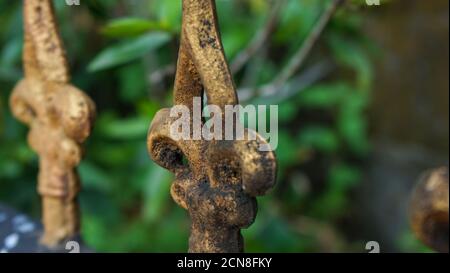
147 0 277 253
410 167 449 253
9 0 95 247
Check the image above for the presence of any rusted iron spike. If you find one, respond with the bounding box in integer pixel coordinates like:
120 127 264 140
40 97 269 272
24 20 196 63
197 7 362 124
147 0 277 253
410 167 449 253
9 0 95 247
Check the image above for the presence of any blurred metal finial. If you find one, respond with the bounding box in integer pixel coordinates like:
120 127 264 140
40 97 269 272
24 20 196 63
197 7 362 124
147 0 277 253
410 167 449 253
9 0 95 247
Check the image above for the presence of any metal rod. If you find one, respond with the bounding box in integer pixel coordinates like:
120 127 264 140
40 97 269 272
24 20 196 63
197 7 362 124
10 0 95 247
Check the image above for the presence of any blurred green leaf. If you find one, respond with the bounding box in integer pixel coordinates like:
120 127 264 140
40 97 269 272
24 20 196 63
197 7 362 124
79 161 113 192
88 32 171 72
98 116 149 140
298 83 348 109
87 141 138 166
278 101 298 122
150 0 182 33
327 33 373 91
275 0 319 44
328 163 361 190
137 100 161 117
0 159 21 179
101 18 171 38
118 63 147 102
276 131 300 167
311 190 347 219
1 37 22 67
298 126 340 153
310 163 361 219
338 93 370 155
141 164 173 223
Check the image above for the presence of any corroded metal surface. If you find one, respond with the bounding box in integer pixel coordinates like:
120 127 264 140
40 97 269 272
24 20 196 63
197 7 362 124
9 0 95 247
147 0 277 253
410 167 449 253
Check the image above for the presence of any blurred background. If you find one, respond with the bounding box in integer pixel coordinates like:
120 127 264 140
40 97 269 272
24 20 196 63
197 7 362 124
0 0 448 252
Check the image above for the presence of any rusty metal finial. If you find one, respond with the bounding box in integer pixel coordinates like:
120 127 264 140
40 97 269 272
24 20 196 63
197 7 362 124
9 0 95 247
410 167 449 253
147 0 277 253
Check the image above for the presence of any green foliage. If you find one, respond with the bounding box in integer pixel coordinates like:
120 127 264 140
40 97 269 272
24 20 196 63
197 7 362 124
88 32 171 72
101 18 172 38
0 0 416 253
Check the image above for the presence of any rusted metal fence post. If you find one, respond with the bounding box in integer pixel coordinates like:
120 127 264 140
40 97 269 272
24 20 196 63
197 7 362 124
9 0 95 247
410 167 449 253
147 0 277 253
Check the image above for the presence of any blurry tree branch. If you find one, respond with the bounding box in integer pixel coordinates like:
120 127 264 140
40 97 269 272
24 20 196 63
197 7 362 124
273 0 345 87
148 0 344 104
238 61 333 104
230 0 286 74
238 0 345 103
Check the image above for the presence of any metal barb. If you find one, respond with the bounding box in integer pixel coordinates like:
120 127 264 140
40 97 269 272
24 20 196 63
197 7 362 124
147 0 277 253
9 0 95 247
